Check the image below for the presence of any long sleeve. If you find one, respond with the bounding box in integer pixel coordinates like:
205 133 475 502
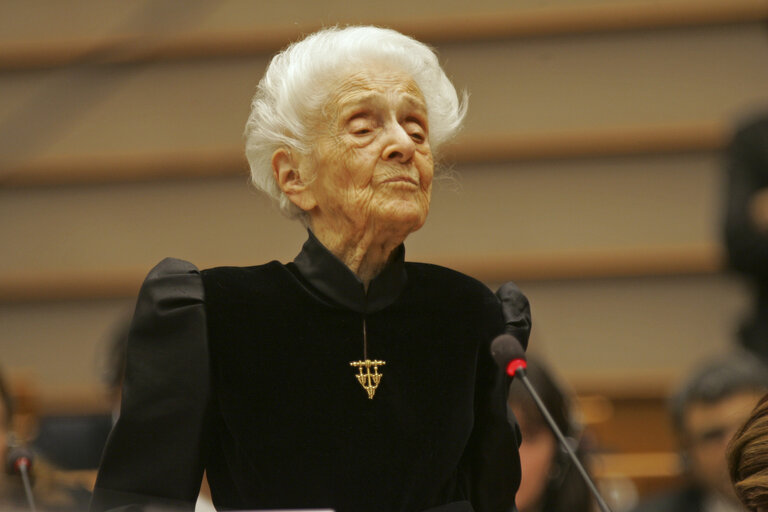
456 287 527 512
90 258 211 512
461 346 522 512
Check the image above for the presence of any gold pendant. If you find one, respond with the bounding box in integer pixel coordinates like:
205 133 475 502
350 359 386 399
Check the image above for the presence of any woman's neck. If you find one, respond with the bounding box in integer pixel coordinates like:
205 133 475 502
310 221 405 290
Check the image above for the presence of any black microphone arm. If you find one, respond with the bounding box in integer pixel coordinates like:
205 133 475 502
491 334 614 512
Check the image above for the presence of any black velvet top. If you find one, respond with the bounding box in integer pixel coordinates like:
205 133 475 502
91 233 527 512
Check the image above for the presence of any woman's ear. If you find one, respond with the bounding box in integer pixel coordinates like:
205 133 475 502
272 148 317 212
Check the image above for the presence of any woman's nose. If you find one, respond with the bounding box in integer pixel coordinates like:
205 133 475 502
382 124 416 163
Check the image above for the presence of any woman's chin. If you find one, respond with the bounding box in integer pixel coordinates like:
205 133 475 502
375 201 428 233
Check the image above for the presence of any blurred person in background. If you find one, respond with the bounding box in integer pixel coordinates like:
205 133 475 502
1 365 93 512
0 363 38 511
724 114 768 364
507 357 593 512
0 364 22 509
101 318 129 421
1 366 11 457
631 351 768 512
727 393 768 512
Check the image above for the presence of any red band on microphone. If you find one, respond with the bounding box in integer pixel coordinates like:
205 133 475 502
13 457 30 473
505 358 527 377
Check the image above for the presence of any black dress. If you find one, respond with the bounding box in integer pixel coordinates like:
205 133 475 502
91 232 526 512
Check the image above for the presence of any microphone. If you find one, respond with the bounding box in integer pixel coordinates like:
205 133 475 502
491 334 614 512
490 333 528 378
6 445 33 474
6 442 37 512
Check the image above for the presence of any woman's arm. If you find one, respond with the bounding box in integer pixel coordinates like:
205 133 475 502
457 286 529 512
90 258 212 512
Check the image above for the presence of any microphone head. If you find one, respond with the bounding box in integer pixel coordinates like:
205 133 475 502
490 334 526 368
5 445 34 475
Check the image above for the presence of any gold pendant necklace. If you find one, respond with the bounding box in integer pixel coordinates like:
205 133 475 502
349 319 385 399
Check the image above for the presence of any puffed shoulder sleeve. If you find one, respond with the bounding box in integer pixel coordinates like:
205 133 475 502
496 281 532 350
90 258 211 512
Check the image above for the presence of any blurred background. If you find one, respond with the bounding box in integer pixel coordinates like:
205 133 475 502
2 0 768 510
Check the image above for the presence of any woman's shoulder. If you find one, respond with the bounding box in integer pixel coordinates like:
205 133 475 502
142 259 311 311
134 258 205 310
137 258 283 308
404 262 502 319
405 261 495 298
148 256 199 275
200 259 285 275
143 258 288 289
199 260 290 292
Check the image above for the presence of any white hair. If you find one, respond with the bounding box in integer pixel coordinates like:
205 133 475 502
244 25 468 220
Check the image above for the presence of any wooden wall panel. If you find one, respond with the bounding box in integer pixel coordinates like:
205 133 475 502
521 274 748 388
0 298 135 394
412 153 722 256
3 0 767 64
447 24 768 133
0 153 720 275
2 24 767 167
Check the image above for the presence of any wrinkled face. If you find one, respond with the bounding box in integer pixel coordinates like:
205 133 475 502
299 66 434 235
683 391 764 501
513 407 557 512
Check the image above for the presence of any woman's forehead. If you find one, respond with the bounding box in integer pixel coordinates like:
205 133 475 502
327 67 425 111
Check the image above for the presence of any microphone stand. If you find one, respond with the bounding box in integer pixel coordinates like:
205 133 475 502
6 433 37 512
16 457 37 512
516 367 613 512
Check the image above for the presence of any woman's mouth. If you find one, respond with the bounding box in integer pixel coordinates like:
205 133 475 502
383 176 418 186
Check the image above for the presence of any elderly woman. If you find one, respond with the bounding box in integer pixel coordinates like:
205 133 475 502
91 26 527 512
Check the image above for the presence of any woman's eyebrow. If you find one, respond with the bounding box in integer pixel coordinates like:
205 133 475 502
336 92 381 113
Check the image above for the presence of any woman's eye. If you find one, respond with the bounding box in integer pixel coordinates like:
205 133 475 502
406 125 426 143
410 131 425 143
404 118 427 143
348 116 374 136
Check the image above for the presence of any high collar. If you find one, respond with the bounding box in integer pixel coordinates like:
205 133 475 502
292 230 407 314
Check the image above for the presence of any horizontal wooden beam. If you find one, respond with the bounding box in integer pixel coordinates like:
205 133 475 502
595 452 681 479
437 243 723 283
8 376 674 416
1 147 249 187
444 122 727 163
571 372 678 398
1 0 766 71
1 121 728 188
0 244 723 303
